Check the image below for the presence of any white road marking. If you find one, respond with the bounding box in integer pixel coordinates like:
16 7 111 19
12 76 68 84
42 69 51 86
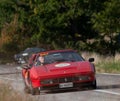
95 90 120 96
98 73 120 76
95 73 120 95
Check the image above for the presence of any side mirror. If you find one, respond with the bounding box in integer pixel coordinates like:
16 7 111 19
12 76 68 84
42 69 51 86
88 58 94 62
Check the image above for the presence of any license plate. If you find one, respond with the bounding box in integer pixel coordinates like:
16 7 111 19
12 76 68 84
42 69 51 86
59 82 73 88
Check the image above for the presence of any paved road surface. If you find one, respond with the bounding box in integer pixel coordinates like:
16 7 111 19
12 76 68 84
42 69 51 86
0 64 120 101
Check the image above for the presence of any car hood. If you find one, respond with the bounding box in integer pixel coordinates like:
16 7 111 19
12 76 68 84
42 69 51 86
30 61 93 79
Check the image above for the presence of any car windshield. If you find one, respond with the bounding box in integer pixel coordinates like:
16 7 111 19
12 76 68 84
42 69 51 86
44 51 84 64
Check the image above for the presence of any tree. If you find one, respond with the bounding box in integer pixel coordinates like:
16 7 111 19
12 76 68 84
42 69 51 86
1 0 119 55
92 0 120 56
28 0 99 49
0 0 17 51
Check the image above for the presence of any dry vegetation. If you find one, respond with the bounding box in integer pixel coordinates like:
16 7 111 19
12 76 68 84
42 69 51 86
81 52 120 73
0 81 34 101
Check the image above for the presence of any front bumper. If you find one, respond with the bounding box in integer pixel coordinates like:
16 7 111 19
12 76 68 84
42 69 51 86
40 81 94 91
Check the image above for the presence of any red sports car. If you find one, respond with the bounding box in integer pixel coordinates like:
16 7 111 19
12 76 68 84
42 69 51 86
21 49 96 95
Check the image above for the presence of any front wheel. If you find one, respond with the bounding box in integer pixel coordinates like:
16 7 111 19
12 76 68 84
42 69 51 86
24 79 40 95
29 85 40 95
28 78 40 95
29 82 35 95
91 80 97 89
22 72 40 95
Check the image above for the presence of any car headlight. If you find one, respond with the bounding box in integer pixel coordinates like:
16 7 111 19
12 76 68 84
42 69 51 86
79 76 90 81
41 79 53 85
22 53 28 56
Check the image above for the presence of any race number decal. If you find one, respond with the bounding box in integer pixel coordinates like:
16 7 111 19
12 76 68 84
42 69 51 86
55 63 70 67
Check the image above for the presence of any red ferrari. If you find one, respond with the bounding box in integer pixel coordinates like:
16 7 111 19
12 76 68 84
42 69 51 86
21 49 96 95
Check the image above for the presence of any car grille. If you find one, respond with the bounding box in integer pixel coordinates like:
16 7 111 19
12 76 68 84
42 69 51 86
41 75 90 85
59 77 73 83
58 76 89 83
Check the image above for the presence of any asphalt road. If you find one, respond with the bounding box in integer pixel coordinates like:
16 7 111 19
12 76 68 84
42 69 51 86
0 64 120 101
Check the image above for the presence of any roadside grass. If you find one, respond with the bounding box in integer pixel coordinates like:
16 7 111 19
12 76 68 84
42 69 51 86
0 82 34 101
82 52 120 73
96 61 120 73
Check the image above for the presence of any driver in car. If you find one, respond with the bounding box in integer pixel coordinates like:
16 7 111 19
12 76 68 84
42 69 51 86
38 56 45 65
35 55 45 66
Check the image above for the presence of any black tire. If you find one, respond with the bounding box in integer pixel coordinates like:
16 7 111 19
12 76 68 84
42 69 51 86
22 71 31 94
29 82 35 95
22 77 31 94
24 86 31 94
91 80 97 89
22 72 40 95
